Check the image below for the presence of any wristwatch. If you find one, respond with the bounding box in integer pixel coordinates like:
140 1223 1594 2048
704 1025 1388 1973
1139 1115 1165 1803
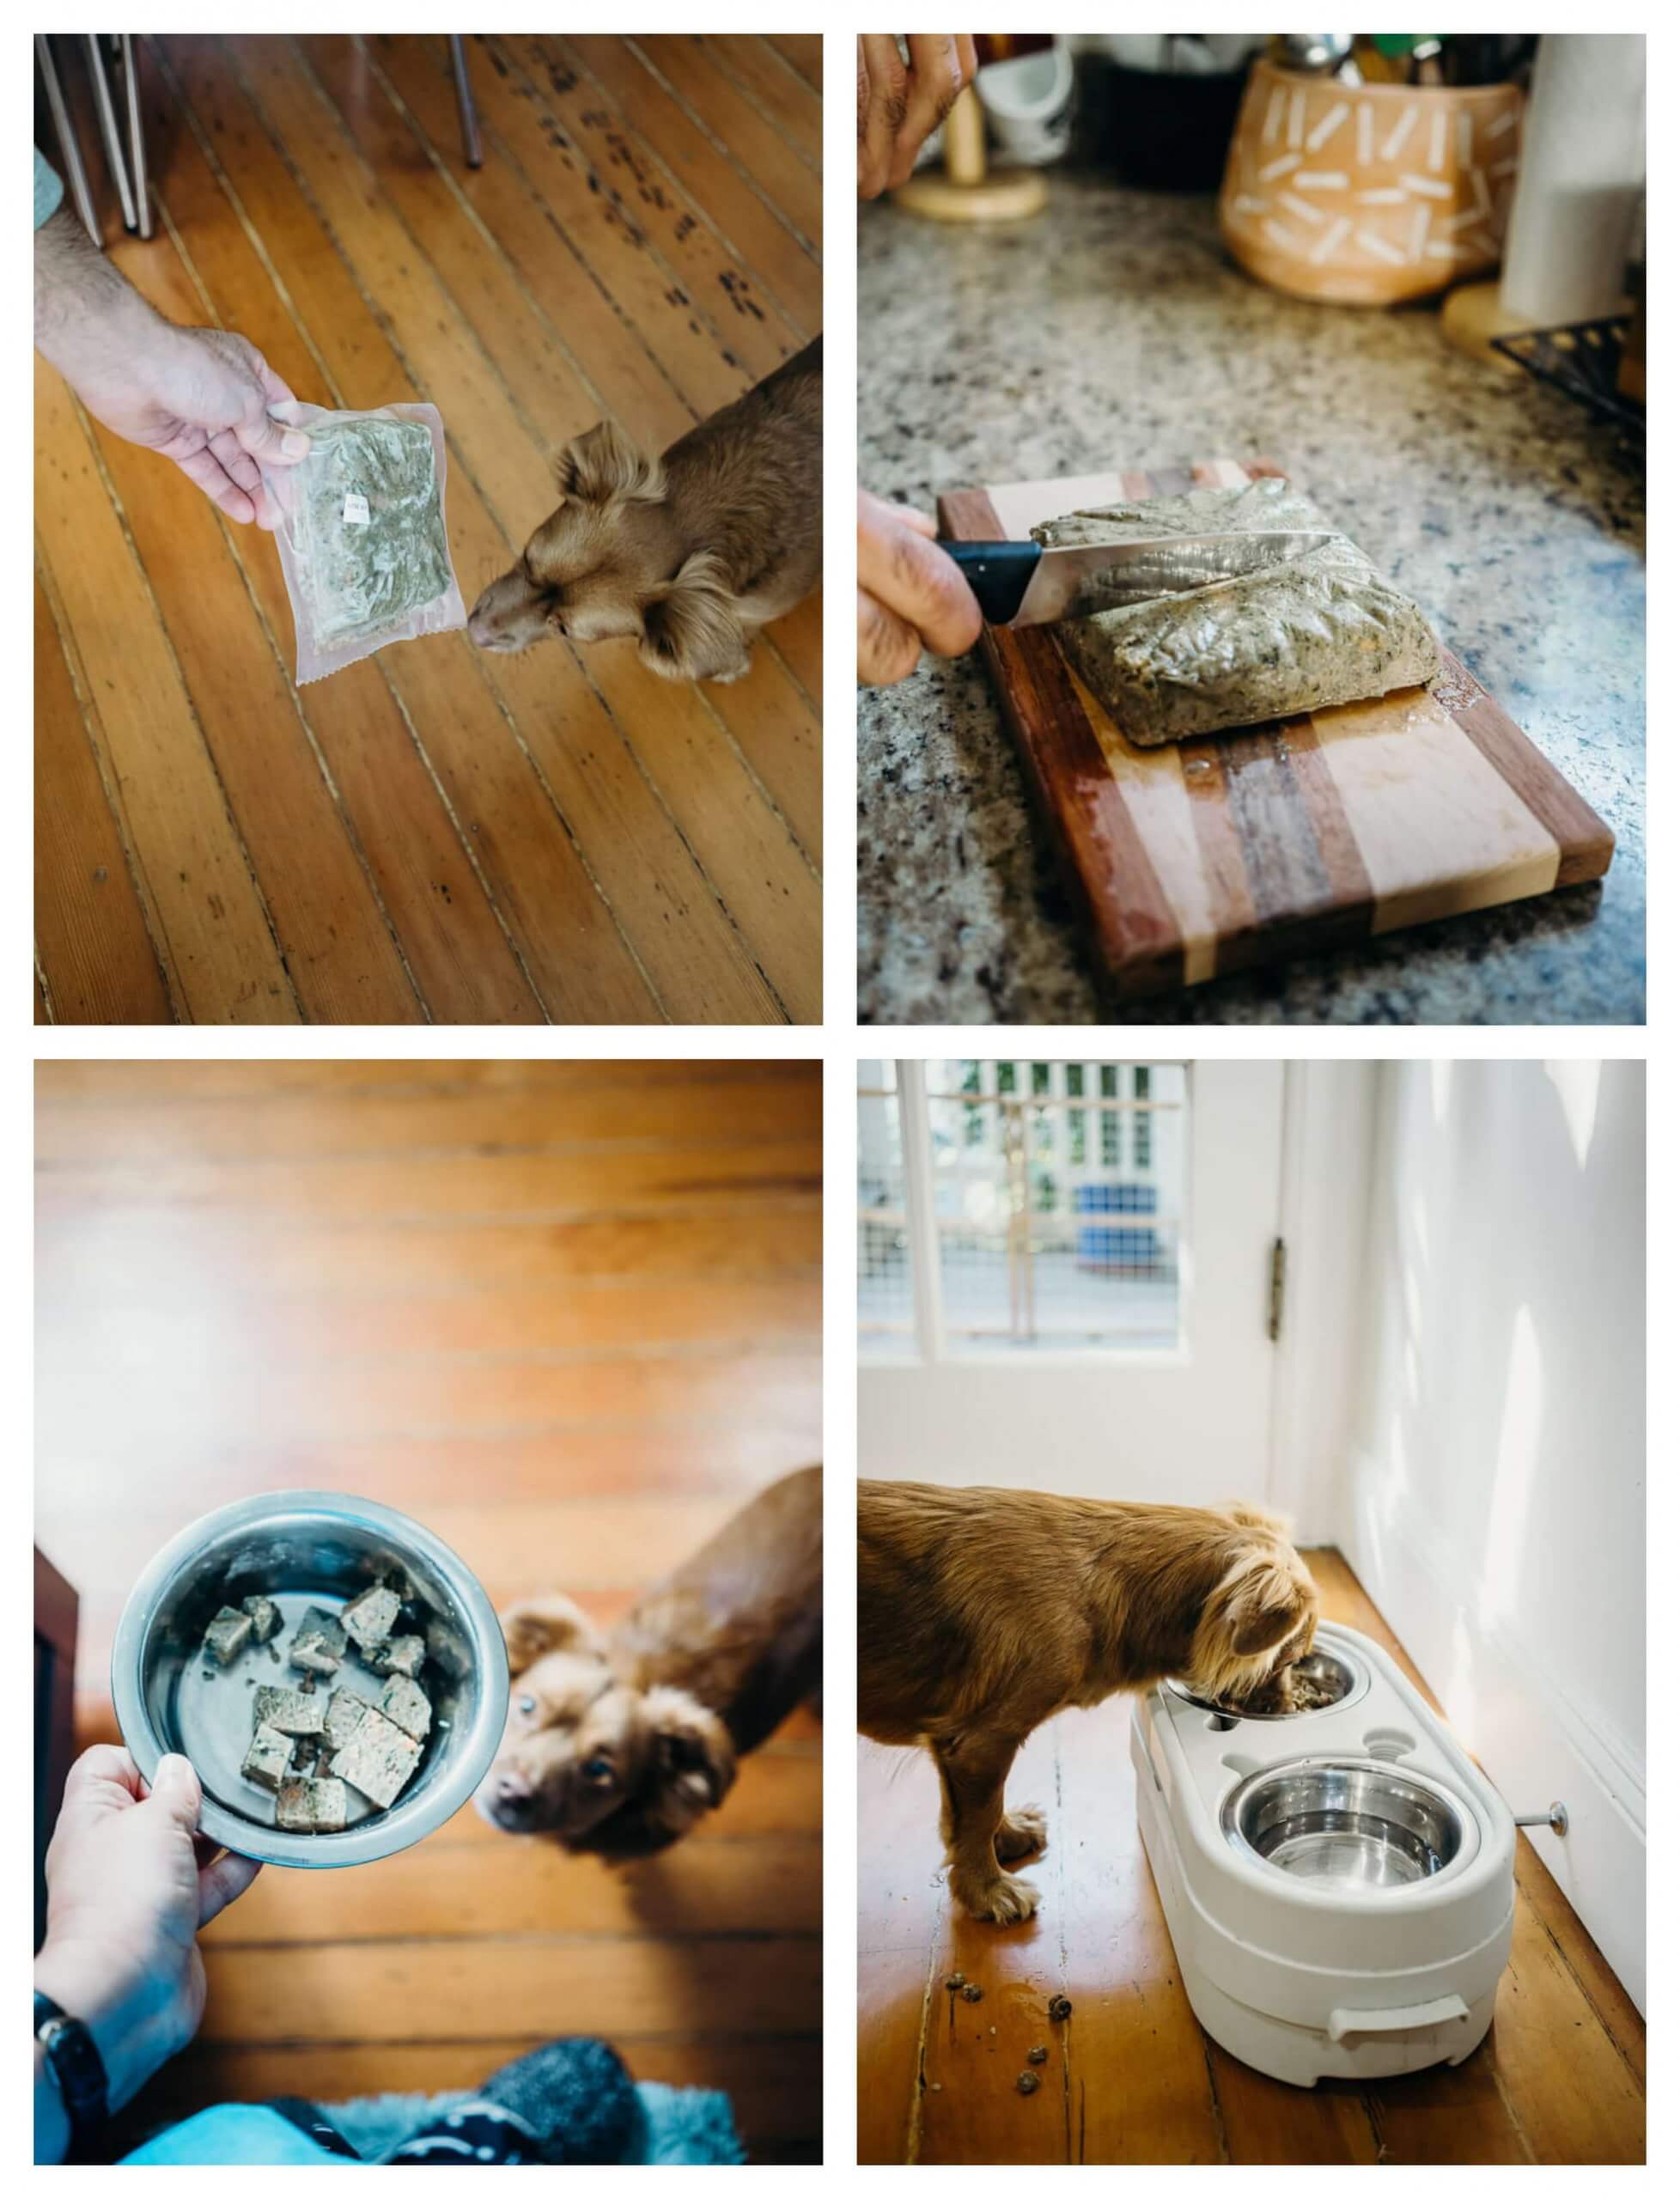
34 1990 108 2149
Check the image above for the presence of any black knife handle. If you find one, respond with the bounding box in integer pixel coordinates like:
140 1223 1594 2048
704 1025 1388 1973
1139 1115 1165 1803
936 538 1042 627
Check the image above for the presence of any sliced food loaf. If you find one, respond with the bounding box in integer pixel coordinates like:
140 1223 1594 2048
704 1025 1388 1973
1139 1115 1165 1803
1032 477 1438 745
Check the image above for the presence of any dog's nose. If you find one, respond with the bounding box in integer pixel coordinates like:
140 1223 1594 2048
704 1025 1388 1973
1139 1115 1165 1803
496 1772 533 1811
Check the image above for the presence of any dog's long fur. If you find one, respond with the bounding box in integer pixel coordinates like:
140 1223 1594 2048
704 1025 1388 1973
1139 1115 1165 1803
466 336 821 683
477 1466 822 1858
858 1482 1318 1923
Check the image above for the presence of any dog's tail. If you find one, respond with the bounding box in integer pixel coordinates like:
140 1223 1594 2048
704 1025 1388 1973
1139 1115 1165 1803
640 551 749 684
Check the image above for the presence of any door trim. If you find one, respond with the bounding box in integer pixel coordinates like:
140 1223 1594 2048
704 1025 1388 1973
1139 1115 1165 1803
1267 1061 1381 1541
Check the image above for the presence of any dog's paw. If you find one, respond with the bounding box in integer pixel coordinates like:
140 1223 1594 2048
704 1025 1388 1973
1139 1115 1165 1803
994 1806 1049 1863
953 1869 1042 1926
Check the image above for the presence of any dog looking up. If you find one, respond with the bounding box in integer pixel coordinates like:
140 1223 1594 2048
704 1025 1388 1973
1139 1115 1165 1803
858 1483 1318 1924
478 1465 821 1858
466 335 821 683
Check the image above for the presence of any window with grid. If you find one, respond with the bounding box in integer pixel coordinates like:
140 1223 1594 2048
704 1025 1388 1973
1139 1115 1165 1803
856 1059 916 1359
858 1061 1188 1358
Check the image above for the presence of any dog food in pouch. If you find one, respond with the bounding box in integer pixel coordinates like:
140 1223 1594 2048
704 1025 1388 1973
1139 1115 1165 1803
261 401 466 685
1031 477 1439 746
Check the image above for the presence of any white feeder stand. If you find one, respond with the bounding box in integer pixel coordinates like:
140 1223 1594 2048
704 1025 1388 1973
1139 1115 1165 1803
1132 1621 1566 2086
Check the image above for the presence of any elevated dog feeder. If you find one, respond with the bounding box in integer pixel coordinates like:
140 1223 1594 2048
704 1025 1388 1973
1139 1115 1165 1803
1132 1620 1516 2086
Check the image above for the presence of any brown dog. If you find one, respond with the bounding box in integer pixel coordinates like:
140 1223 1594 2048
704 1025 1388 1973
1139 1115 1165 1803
858 1482 1318 1923
478 1465 821 1857
466 336 821 682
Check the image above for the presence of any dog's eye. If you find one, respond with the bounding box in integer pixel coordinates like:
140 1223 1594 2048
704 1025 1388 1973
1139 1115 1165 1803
516 1694 536 1716
581 1754 614 1787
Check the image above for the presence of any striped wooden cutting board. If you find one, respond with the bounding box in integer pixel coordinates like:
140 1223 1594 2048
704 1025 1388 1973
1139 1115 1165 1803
938 457 1615 1002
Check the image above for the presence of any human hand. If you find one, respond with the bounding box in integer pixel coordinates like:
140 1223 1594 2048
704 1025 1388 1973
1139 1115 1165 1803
35 1748 261 2115
857 36 977 198
34 206 309 528
75 324 310 529
857 490 983 685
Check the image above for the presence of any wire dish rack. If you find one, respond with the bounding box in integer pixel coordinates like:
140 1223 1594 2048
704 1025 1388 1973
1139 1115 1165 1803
1491 314 1643 446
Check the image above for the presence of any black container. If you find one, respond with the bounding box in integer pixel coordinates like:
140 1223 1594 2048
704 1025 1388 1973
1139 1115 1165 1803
1083 56 1249 192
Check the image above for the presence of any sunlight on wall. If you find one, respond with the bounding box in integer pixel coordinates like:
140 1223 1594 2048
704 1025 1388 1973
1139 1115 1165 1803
1430 1060 1453 1124
1479 1304 1545 1629
1375 1418 1409 1528
1443 1608 1481 1737
1410 1191 1430 1264
1401 1261 1422 1337
1543 1059 1603 1171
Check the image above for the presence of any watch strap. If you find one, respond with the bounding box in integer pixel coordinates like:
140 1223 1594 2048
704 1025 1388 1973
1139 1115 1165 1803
34 1989 109 2138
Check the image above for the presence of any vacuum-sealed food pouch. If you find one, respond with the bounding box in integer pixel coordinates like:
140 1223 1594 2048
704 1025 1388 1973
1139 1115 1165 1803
1032 477 1439 746
261 401 466 685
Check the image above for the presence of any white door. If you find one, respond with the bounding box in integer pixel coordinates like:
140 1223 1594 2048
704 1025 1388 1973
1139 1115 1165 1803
857 1057 1287 1503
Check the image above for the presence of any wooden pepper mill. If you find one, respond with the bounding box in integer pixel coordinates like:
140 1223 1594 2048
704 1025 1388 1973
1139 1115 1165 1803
892 40 1050 224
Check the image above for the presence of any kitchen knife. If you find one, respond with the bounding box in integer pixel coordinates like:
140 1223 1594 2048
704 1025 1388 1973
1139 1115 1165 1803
937 529 1341 629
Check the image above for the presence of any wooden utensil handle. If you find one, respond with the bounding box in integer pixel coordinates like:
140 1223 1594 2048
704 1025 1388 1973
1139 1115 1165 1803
938 537 1042 625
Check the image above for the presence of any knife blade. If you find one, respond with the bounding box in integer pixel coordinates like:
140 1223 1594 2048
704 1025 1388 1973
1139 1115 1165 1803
937 530 1341 629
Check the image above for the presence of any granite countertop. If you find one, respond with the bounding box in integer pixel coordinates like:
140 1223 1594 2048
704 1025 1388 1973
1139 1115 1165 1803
858 174 1645 1026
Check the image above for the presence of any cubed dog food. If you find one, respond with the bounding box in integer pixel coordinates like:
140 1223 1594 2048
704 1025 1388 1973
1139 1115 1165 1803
277 1776 349 1833
204 1606 253 1666
365 1633 425 1678
253 1684 326 1737
379 1675 432 1741
330 1703 421 1809
241 1722 295 1794
342 1585 401 1652
290 1605 348 1675
240 1595 281 1644
323 1689 371 1750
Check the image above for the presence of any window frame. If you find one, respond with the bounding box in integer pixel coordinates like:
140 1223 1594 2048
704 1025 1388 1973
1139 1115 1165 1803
860 1057 1191 1367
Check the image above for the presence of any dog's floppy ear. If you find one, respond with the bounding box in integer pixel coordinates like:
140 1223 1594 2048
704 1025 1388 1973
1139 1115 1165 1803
1218 1560 1312 1657
643 1685 737 1817
564 1690 738 1861
1190 1544 1319 1700
553 421 665 506
501 1594 602 1674
639 551 751 684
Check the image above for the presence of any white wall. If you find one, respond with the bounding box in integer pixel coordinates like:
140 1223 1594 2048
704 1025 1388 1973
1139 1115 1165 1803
1339 1060 1646 2010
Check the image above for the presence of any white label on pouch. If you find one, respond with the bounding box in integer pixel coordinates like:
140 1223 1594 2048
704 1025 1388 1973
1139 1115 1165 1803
342 492 371 527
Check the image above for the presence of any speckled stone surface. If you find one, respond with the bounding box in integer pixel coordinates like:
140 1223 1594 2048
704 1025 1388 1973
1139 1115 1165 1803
858 175 1645 1026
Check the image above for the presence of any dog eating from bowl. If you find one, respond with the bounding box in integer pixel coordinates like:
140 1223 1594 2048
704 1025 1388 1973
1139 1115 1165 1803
858 1484 1320 1924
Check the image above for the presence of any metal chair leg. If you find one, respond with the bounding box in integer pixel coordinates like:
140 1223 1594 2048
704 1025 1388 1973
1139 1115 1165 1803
35 34 102 247
85 34 138 232
450 36 483 169
120 35 150 241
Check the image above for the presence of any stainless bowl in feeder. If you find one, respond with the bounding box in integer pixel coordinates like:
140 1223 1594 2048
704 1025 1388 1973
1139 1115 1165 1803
1166 1643 1370 1722
1221 1757 1470 1891
112 1490 508 1868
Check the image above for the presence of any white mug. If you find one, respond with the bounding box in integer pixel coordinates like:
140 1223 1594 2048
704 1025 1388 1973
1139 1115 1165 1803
977 40 1075 169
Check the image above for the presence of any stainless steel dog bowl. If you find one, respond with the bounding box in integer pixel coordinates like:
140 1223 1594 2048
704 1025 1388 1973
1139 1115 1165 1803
112 1491 508 1868
1166 1643 1371 1721
1221 1757 1470 1890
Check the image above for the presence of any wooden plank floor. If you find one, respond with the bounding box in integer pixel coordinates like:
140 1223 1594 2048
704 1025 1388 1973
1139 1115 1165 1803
35 1060 821 2162
33 34 823 1026
858 1549 1645 2165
